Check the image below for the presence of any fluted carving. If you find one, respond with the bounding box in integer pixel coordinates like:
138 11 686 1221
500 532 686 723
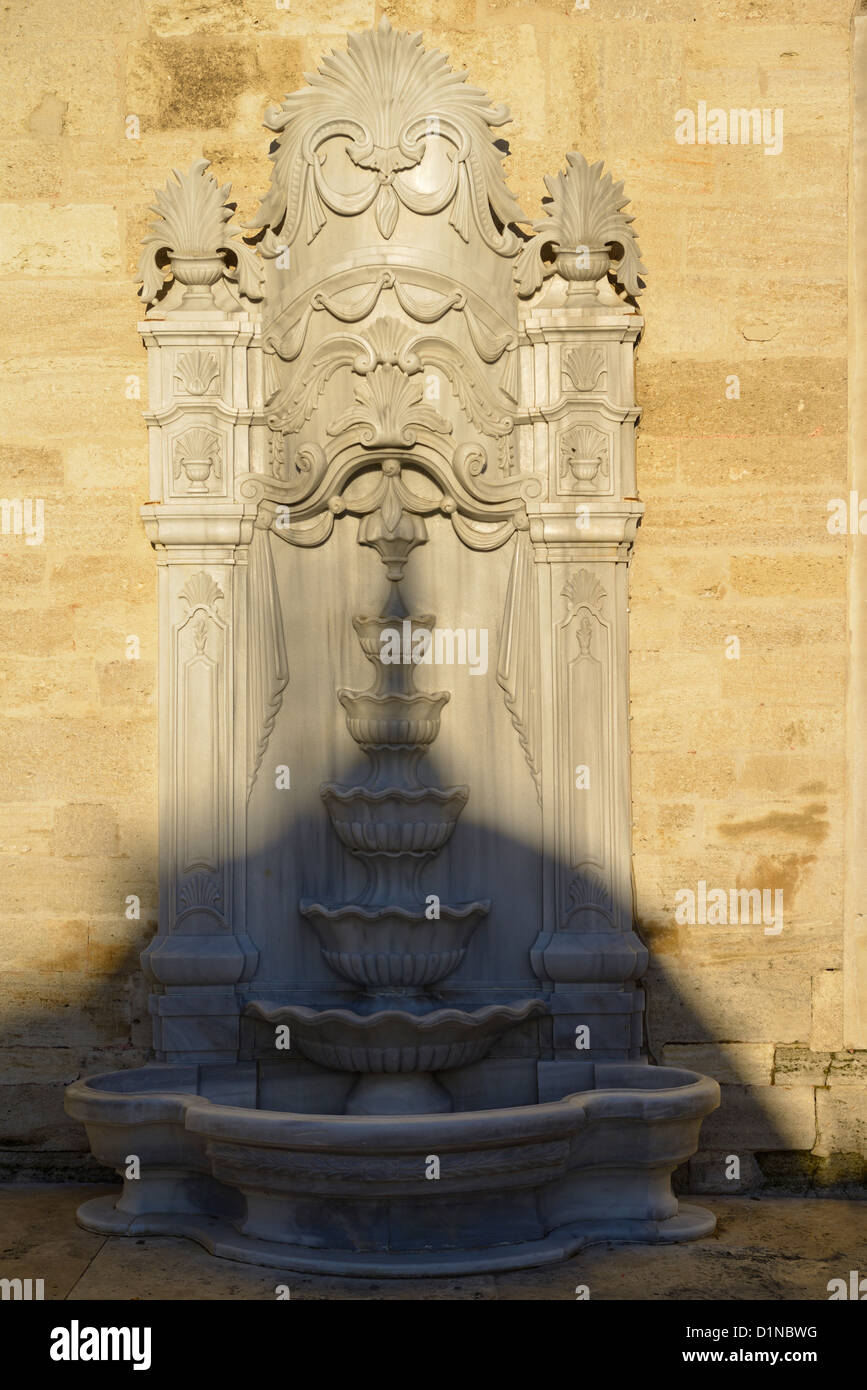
254 17 526 256
300 580 489 989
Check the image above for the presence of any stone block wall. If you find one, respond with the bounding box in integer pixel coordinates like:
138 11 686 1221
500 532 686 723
0 0 863 1189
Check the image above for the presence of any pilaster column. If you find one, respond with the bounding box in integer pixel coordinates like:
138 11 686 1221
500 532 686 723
139 314 265 1062
517 291 647 1060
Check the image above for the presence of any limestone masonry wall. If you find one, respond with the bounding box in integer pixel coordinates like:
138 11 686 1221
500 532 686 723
0 0 863 1190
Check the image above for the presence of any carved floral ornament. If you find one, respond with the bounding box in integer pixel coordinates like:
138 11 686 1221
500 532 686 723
180 572 224 614
565 871 615 928
134 26 646 313
266 314 513 466
562 570 607 617
560 425 609 488
137 158 268 308
514 152 647 299
173 427 222 494
244 448 540 558
253 17 526 254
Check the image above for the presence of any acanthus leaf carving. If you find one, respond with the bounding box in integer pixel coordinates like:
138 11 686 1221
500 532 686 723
268 319 513 465
266 437 330 493
353 317 423 375
415 339 513 439
327 364 451 449
515 152 646 300
268 345 356 435
137 158 267 308
452 443 540 510
251 18 527 259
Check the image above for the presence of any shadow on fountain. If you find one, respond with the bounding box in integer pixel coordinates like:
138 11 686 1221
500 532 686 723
36 525 821 1266
56 769 728 1275
0 755 812 1269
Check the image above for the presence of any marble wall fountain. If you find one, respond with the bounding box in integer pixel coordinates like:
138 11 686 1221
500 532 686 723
66 18 719 1275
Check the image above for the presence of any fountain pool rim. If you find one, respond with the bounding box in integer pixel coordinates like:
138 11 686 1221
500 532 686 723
65 1062 720 1276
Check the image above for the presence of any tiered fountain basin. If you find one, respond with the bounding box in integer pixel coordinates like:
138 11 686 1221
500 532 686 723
339 688 449 749
300 900 490 987
321 784 469 856
65 1061 720 1276
249 998 547 1113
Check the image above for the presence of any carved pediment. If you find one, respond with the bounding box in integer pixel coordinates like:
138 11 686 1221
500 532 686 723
254 16 527 258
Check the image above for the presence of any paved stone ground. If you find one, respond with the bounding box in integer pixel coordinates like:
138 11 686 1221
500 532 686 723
0 1186 864 1300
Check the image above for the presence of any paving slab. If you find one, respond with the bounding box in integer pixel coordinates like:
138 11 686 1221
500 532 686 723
0 1186 864 1300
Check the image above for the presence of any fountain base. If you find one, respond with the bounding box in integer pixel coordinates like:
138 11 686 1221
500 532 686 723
65 1059 720 1277
73 1194 715 1277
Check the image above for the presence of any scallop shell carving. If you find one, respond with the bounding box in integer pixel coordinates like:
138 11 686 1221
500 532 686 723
175 350 220 395
178 872 223 911
566 871 614 921
561 570 606 615
563 346 606 393
180 571 224 612
174 427 221 464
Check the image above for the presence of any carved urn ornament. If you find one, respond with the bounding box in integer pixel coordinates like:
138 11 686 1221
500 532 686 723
515 151 647 301
66 18 718 1276
173 427 222 493
137 158 266 311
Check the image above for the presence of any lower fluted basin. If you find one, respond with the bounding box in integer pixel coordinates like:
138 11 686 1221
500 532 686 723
246 998 546 1073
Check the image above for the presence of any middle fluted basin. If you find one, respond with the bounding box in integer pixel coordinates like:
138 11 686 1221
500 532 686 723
338 689 450 748
298 899 491 986
320 783 469 855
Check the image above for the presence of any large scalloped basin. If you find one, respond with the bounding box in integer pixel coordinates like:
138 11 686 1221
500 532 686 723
65 1061 720 1276
245 998 547 1073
